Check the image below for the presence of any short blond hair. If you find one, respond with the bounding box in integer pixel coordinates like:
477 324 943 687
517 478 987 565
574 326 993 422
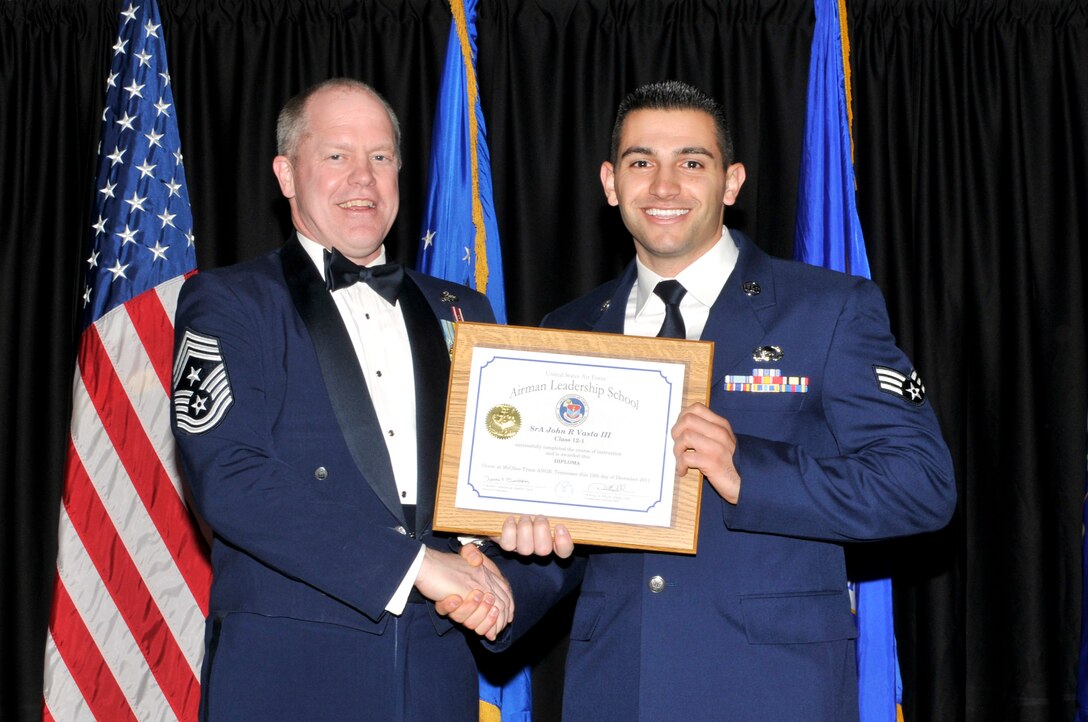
275 78 401 160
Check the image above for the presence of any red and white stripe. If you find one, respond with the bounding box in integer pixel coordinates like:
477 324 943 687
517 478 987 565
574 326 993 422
44 275 211 722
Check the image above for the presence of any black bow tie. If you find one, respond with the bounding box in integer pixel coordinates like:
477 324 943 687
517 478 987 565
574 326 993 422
324 248 403 304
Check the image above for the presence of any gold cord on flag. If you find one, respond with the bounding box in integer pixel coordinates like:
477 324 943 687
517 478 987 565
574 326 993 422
837 0 856 163
450 0 490 294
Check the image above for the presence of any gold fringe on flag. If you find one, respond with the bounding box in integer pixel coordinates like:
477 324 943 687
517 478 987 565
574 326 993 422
450 0 490 294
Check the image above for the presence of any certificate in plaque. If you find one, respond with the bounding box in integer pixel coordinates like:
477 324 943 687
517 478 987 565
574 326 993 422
434 322 713 554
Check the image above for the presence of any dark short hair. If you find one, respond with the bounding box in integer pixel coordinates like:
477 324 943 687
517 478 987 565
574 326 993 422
276 78 401 161
609 80 734 165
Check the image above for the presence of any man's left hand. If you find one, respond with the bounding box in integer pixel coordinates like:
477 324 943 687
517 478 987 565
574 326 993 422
672 402 742 504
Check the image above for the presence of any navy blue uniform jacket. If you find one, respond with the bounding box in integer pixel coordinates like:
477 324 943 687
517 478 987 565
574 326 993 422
171 237 495 721
499 232 956 721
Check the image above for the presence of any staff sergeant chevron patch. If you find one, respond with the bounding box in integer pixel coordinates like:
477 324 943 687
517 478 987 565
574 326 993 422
173 328 234 433
873 365 926 406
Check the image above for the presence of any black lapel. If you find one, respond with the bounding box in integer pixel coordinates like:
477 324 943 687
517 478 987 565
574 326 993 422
398 277 450 535
280 238 406 527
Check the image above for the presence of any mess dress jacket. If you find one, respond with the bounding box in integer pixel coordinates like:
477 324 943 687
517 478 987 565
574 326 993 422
171 237 495 721
498 231 956 722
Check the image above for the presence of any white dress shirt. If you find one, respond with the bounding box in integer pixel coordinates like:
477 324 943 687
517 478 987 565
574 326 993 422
625 227 740 339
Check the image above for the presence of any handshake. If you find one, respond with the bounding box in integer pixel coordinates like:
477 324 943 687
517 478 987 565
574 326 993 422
412 515 573 641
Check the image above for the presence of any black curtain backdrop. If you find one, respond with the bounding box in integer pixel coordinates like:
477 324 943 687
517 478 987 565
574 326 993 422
2 1 1086 720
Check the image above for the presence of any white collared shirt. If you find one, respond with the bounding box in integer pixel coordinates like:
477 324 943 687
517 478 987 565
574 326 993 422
298 234 423 613
625 227 739 339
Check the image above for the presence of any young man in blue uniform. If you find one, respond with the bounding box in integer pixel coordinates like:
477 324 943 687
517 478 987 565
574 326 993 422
447 80 956 721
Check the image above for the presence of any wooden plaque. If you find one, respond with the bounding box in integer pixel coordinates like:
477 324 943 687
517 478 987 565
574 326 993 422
433 322 713 554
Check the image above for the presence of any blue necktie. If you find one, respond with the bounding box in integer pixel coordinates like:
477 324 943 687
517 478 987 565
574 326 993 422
654 280 687 339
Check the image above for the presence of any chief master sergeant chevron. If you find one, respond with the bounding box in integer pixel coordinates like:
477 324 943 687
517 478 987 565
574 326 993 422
446 80 957 721
170 78 512 721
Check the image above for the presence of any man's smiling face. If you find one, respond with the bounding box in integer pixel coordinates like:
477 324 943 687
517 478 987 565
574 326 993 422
601 108 745 277
273 86 400 265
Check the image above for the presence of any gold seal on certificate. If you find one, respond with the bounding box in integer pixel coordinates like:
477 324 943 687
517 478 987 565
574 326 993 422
485 404 521 439
435 323 713 554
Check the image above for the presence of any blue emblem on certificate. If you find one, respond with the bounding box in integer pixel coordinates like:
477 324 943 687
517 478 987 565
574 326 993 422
556 395 588 426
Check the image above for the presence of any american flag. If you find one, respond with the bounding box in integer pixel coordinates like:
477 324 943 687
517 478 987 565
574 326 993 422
42 2 211 720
